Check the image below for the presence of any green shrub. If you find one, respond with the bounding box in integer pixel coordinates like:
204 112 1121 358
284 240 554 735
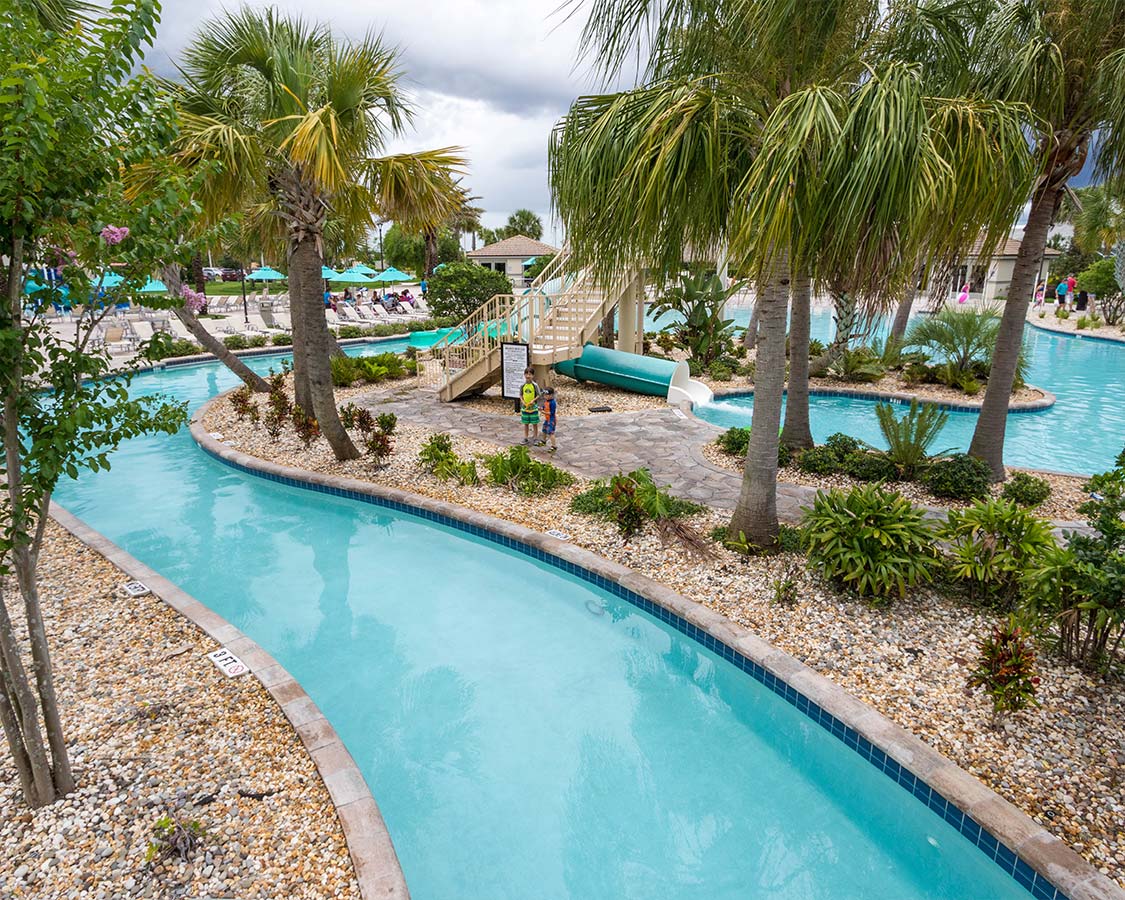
802 484 938 601
968 616 1041 716
716 427 750 456
807 338 826 358
940 498 1056 608
842 451 899 482
291 405 320 448
247 334 268 348
572 469 709 553
222 334 249 350
707 361 733 381
924 453 991 501
827 347 885 383
871 400 950 479
1055 306 1070 320
1001 472 1051 507
337 325 372 338
376 412 397 435
364 429 393 464
141 333 201 361
271 332 293 346
777 442 792 468
481 445 574 495
427 261 512 321
418 432 455 470
736 361 756 378
772 562 801 604
797 445 844 475
824 432 861 458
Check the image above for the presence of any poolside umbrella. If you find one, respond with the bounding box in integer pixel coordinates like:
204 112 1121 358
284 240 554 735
374 266 412 283
329 270 376 284
433 263 447 272
246 266 286 281
96 271 125 288
139 278 167 293
321 266 340 279
349 263 377 275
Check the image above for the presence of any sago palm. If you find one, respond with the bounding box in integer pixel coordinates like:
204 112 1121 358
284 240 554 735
174 8 465 460
967 0 1125 479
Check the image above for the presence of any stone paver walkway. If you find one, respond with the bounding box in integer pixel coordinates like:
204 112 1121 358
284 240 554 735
363 386 1090 534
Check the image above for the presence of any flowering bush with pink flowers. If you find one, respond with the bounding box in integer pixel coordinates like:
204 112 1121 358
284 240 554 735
99 225 130 245
181 286 206 313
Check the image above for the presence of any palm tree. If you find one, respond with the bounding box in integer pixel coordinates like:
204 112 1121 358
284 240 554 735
503 208 544 240
967 0 1125 480
551 0 1033 547
174 9 465 460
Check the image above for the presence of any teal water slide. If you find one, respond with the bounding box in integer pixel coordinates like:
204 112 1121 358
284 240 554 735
554 343 712 405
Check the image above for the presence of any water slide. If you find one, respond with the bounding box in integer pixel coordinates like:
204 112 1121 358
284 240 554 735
553 343 713 407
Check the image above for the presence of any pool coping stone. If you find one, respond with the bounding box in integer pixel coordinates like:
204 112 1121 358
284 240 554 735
47 501 410 900
186 402 1124 900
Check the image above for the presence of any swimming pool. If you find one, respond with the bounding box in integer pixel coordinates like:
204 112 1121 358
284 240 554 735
49 342 1054 899
686 309 1125 475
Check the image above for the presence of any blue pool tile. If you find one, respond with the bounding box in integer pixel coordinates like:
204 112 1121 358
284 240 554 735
977 830 999 859
995 844 1018 874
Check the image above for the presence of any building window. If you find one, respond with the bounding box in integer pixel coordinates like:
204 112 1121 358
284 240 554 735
951 264 967 292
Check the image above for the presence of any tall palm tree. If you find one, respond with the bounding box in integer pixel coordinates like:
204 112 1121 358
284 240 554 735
968 0 1125 479
174 8 465 460
503 208 544 240
1061 181 1125 257
551 0 1033 547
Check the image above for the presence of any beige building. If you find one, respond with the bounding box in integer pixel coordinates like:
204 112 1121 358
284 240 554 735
946 237 1062 303
466 235 559 288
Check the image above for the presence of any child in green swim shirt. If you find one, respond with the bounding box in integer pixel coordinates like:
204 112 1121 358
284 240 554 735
519 368 540 444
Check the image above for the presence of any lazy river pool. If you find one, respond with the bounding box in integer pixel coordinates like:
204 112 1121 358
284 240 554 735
51 338 1056 899
671 308 1125 476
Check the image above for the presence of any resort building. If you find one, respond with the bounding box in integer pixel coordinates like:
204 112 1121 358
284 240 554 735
945 237 1063 302
466 234 560 288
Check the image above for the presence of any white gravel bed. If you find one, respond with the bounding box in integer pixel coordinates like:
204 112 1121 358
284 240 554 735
700 442 1092 521
1029 311 1125 342
205 388 1125 888
0 524 359 900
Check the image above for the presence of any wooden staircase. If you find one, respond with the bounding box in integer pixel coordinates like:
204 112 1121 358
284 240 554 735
420 250 638 401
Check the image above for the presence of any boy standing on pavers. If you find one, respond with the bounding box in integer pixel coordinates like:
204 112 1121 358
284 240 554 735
519 367 540 444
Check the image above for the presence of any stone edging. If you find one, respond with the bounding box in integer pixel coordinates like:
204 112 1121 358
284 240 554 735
187 399 1123 900
47 502 410 900
136 333 410 374
710 383 1057 413
1027 319 1125 345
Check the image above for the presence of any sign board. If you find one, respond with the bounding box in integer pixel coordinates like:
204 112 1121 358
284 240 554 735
208 647 249 678
500 342 530 400
120 580 150 597
545 529 571 541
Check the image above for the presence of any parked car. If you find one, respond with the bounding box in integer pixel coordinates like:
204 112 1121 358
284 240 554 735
220 268 244 281
202 267 223 280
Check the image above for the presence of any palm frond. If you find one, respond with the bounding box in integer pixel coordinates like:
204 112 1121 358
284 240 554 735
366 148 468 230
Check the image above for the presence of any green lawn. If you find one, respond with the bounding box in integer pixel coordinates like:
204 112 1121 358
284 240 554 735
200 280 288 296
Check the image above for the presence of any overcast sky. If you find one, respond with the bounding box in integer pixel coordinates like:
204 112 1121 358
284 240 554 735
146 0 607 246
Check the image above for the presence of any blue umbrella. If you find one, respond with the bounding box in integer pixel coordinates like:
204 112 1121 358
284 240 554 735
349 263 377 275
329 270 376 284
140 278 167 294
246 266 287 281
321 266 340 279
374 266 412 283
97 271 125 288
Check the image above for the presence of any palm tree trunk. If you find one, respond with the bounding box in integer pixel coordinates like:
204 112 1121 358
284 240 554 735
599 307 615 348
968 183 1059 480
743 289 761 349
423 228 438 277
781 267 813 450
191 254 206 296
287 253 314 413
291 235 360 460
890 283 916 344
729 251 789 548
162 266 270 392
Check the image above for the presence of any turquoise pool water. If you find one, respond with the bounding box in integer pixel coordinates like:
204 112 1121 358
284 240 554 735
51 344 1037 898
686 309 1125 475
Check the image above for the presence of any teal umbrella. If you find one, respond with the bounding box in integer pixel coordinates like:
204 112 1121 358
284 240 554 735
349 263 377 275
140 278 167 293
329 270 375 284
433 263 448 272
321 266 340 279
246 266 286 281
374 266 412 283
96 271 125 288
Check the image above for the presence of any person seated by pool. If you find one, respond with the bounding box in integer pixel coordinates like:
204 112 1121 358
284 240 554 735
343 287 353 304
381 292 400 313
399 288 415 308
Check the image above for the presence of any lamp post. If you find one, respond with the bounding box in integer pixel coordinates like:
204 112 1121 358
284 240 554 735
240 264 249 325
377 222 384 269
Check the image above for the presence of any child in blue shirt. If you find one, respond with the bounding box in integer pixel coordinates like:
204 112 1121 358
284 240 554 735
537 388 557 452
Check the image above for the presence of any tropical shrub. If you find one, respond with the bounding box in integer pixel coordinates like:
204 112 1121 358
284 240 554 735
871 400 950 479
772 562 801 605
376 412 398 435
247 334 268 348
1055 306 1070 320
571 469 709 553
291 405 320 447
364 430 393 464
807 338 826 358
904 307 1000 377
826 347 885 383
842 451 899 482
713 524 802 556
229 385 255 422
708 361 733 381
1076 257 1121 319
481 446 574 495
824 432 862 458
797 445 844 475
1021 471 1125 667
427 261 513 322
330 351 409 386
802 484 939 601
1001 472 1051 507
940 499 1056 608
142 333 201 361
650 272 741 364
271 332 293 346
967 617 1041 716
923 453 991 501
222 334 249 350
418 433 455 470
717 427 750 456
